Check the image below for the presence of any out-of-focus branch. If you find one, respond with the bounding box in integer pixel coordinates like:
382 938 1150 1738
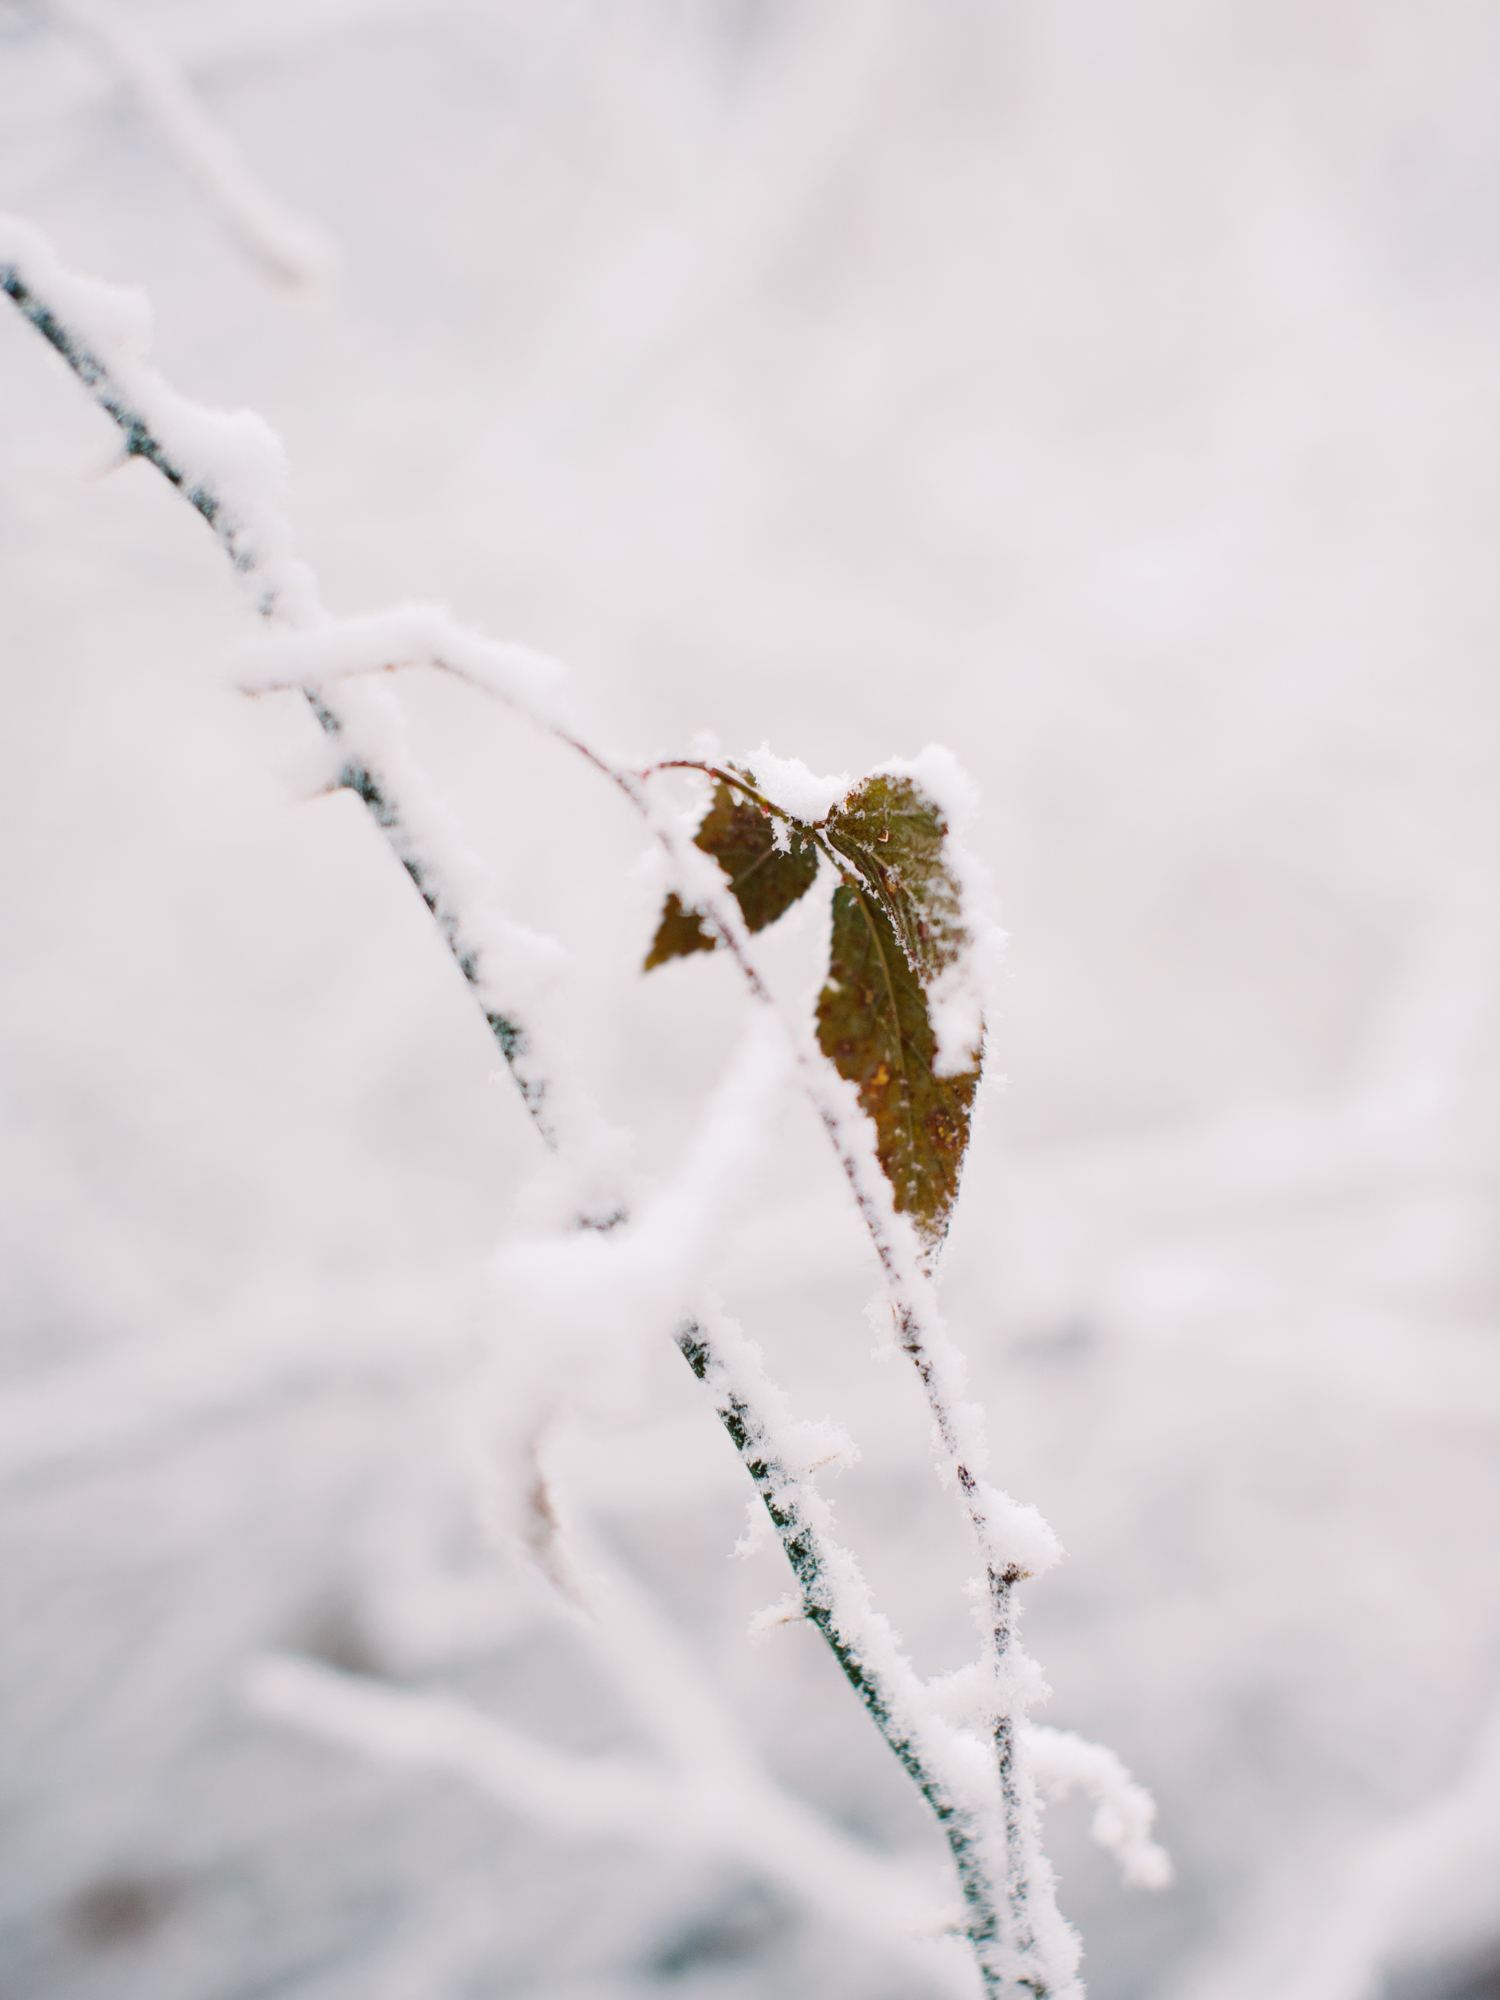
45 0 332 285
244 1648 973 1993
1024 1727 1172 1891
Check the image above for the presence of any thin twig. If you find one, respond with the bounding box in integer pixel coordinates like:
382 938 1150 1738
677 1311 1016 1981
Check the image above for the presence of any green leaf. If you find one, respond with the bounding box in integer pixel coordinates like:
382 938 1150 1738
817 774 980 1250
816 883 979 1251
645 776 820 969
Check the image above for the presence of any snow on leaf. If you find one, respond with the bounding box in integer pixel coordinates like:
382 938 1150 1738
817 885 979 1250
817 775 981 1250
822 773 967 987
645 775 819 968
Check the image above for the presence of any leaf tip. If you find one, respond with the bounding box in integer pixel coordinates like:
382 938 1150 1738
644 893 717 970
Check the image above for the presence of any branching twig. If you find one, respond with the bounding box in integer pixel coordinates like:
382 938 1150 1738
0 216 1167 1997
236 586 1072 1991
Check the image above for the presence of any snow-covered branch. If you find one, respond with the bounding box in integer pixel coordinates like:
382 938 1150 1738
1024 1727 1173 1892
0 212 621 1202
233 524 1081 1991
1 216 1170 1999
678 1304 1078 1992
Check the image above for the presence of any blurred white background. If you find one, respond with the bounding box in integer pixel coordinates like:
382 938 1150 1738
2 3 1499 1996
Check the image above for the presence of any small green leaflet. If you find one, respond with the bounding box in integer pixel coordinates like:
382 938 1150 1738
644 775 818 968
645 765 981 1251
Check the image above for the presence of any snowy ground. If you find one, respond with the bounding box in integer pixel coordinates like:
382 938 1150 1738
2 3 1500 1996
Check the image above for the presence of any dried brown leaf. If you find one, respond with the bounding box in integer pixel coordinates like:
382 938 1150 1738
645 775 819 969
